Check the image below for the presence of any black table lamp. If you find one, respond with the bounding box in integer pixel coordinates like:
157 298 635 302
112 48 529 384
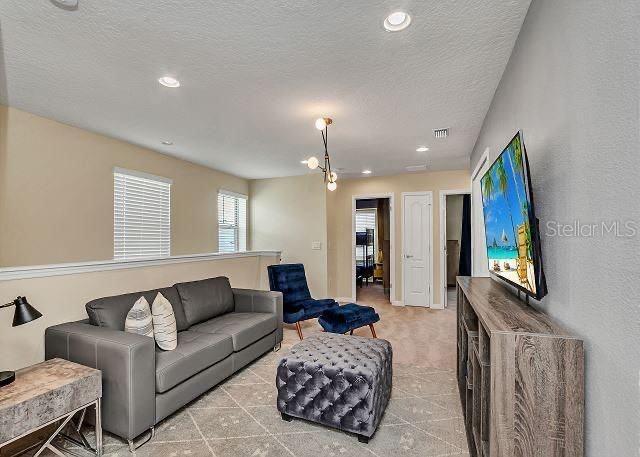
1 296 42 387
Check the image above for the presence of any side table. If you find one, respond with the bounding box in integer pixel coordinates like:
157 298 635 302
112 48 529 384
0 358 102 456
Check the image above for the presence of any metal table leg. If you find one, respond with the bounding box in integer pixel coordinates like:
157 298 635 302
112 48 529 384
95 398 102 457
38 399 103 457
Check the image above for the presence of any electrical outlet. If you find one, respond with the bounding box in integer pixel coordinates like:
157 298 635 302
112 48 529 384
311 241 322 250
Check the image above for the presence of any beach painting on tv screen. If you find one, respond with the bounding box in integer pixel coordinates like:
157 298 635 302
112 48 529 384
480 133 536 295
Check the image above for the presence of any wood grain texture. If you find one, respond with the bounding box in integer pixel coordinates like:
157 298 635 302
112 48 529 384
457 277 575 337
457 277 584 457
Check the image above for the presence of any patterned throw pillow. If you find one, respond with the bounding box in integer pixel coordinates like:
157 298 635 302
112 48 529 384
152 292 177 351
124 296 154 338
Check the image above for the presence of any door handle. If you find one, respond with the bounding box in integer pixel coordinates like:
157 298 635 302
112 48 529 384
405 254 413 259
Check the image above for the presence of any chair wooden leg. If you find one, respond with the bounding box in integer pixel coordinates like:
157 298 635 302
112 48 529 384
295 322 304 340
350 329 354 335
369 324 377 338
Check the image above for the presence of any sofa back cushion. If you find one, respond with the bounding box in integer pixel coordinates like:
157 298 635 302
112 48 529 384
86 287 189 332
174 277 235 326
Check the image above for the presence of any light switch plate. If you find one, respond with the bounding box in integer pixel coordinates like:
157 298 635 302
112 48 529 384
311 241 322 250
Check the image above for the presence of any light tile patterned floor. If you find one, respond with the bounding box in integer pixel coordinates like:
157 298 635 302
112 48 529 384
35 342 469 457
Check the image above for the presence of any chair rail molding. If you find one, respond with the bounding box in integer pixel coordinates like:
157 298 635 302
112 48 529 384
0 251 282 281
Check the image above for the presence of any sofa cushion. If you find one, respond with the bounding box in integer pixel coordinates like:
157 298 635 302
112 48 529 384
124 296 154 338
175 277 235 326
155 330 233 393
190 312 278 351
86 287 189 332
152 293 178 351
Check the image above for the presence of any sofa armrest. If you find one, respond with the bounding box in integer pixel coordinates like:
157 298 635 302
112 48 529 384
232 288 283 343
45 321 155 441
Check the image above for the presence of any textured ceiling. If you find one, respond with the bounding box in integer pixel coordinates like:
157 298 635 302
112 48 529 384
0 0 530 179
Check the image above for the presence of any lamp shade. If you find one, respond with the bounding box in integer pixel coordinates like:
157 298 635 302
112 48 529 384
12 296 42 327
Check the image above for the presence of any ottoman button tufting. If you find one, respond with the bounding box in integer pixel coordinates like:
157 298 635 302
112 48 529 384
276 334 392 443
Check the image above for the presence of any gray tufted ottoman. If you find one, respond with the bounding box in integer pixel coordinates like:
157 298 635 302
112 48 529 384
276 333 392 443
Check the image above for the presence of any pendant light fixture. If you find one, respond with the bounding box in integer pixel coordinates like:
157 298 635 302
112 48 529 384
305 117 338 191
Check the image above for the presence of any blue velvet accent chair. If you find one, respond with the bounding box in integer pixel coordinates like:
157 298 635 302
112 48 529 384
267 263 338 339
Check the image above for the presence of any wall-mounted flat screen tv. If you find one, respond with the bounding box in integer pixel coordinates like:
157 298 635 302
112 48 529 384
480 131 548 300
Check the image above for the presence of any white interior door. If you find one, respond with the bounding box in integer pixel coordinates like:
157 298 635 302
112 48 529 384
472 156 490 277
403 193 431 307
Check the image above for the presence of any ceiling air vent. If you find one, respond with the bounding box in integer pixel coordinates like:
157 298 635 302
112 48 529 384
433 128 449 139
406 165 427 172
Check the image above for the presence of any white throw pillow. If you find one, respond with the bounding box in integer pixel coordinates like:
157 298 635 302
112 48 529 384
124 296 154 338
152 292 177 351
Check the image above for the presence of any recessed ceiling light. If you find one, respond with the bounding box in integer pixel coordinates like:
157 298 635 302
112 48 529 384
384 11 411 32
158 76 180 88
362 170 372 174
416 146 429 152
301 160 308 164
50 0 78 9
161 140 173 145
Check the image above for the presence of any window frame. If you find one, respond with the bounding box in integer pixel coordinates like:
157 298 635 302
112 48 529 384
217 190 248 253
113 167 172 261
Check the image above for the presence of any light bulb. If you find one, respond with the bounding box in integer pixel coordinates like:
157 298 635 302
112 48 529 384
330 171 338 182
315 118 327 130
327 181 337 191
307 156 319 170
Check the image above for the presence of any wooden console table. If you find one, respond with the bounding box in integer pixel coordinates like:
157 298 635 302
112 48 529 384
456 277 584 457
0 358 102 456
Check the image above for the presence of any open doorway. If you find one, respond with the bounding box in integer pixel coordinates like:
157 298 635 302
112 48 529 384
440 190 471 307
353 196 393 305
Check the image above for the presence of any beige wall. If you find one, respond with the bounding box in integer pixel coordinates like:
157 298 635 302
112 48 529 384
327 170 470 304
0 105 248 267
250 174 328 297
0 253 279 369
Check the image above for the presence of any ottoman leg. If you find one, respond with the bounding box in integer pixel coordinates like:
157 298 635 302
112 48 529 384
281 413 293 422
357 434 370 444
295 322 304 340
369 324 377 338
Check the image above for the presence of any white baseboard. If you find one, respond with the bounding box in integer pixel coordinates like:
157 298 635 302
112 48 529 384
391 300 404 306
430 303 444 310
336 297 356 304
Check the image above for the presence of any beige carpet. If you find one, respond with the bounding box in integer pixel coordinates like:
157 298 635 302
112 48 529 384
32 290 468 456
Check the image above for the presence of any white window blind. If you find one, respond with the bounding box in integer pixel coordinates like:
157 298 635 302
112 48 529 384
218 191 247 253
356 209 376 233
355 209 376 261
114 168 171 260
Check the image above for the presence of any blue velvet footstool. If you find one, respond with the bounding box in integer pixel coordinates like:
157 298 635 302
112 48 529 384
318 303 380 338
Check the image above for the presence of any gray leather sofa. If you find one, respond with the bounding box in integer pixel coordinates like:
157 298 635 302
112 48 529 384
45 276 283 447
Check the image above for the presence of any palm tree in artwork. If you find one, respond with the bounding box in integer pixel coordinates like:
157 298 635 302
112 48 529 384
481 172 495 203
495 156 518 247
506 146 524 213
513 137 524 180
521 200 532 258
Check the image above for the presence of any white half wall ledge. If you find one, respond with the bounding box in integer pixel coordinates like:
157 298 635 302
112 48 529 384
0 251 282 281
